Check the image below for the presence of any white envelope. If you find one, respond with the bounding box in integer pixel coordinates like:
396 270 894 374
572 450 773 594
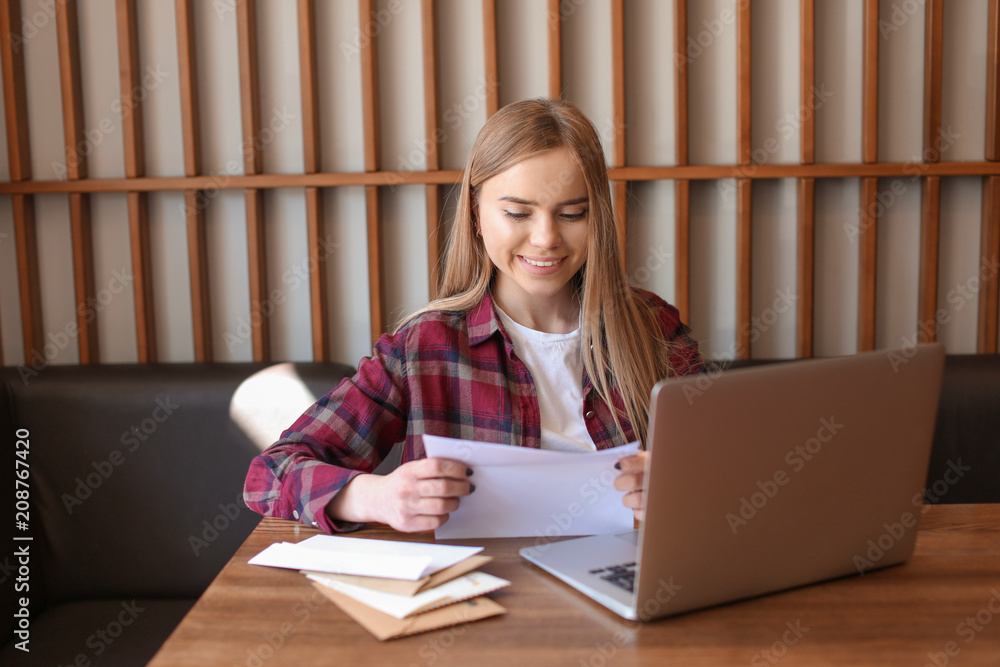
248 535 483 580
424 435 640 539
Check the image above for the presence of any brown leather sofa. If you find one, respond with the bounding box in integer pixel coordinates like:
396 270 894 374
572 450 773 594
0 361 354 666
0 354 996 665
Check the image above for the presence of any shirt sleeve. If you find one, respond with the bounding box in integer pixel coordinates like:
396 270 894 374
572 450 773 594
243 332 409 532
641 289 706 376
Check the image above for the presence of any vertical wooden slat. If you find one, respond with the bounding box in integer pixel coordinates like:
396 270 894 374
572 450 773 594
1 0 43 363
980 177 1000 353
797 179 815 358
986 0 1000 161
923 0 944 160
736 1 752 167
236 0 269 361
116 0 156 362
863 0 880 164
735 4 751 358
547 0 562 99
918 177 941 343
422 0 443 300
674 180 690 321
611 0 627 265
12 196 42 365
482 0 499 117
858 0 880 352
674 0 688 168
797 0 816 357
298 0 328 361
982 1 1000 352
244 188 268 361
183 190 212 361
175 0 212 361
673 0 690 321
56 1 98 363
360 0 384 340
800 0 815 166
918 1 944 345
736 179 752 359
858 177 879 351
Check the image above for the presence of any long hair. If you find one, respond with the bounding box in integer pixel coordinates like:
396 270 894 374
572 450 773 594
400 98 680 444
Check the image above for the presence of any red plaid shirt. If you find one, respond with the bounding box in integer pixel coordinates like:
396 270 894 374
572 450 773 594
243 290 703 532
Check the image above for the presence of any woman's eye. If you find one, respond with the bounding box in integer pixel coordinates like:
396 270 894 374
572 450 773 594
561 210 587 221
503 210 529 220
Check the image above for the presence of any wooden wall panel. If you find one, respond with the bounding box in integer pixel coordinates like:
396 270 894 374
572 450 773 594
1 1 998 366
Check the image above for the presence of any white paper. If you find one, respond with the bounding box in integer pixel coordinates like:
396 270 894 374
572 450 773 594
423 435 640 539
248 535 483 580
306 570 510 619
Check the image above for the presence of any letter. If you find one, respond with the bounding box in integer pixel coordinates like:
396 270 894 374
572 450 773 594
189 534 209 556
201 519 219 542
884 521 905 540
74 477 94 500
726 512 747 535
878 18 898 39
740 495 761 518
683 384 703 405
156 395 181 416
777 118 793 140
820 416 844 435
121 430 141 452
750 656 770 667
757 478 779 498
854 554 875 574
224 331 244 352
866 538 884 562
773 469 789 486
85 633 105 656
901 512 916 528
581 482 599 505
785 450 806 473
62 492 83 514
221 501 240 521
949 459 972 476
93 458 114 479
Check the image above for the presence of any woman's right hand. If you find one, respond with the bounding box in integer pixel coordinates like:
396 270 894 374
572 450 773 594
325 458 475 532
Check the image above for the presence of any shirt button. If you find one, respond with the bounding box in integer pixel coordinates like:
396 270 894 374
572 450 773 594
292 510 300 520
585 410 595 419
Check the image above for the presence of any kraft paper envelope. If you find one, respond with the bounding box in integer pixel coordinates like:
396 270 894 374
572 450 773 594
313 584 506 641
302 554 493 596
307 571 510 619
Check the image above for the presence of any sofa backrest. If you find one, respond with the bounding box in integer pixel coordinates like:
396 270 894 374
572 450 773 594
0 361 354 640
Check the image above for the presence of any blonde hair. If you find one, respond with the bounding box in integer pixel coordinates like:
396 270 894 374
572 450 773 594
400 98 681 444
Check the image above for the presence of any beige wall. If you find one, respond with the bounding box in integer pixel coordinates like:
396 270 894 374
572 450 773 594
0 0 992 367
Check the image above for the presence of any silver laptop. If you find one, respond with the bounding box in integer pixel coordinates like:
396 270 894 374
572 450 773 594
520 344 945 620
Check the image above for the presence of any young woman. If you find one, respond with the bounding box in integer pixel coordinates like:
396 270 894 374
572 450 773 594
244 98 703 533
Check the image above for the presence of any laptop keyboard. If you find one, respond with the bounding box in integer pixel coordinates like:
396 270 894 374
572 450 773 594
589 561 637 592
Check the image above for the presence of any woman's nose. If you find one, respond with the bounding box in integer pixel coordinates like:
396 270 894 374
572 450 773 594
530 215 561 249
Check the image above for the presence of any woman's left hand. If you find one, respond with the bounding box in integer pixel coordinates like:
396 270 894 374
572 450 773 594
614 451 647 521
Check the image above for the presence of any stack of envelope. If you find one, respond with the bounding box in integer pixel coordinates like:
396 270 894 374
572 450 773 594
248 535 509 640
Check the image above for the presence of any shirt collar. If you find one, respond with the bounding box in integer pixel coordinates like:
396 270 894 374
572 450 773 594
467 291 507 347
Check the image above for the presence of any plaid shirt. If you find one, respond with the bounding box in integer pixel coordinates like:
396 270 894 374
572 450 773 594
243 290 703 532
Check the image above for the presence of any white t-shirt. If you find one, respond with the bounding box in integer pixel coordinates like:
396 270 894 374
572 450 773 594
495 306 595 452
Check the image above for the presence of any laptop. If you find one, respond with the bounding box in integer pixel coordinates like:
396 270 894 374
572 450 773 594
520 344 945 621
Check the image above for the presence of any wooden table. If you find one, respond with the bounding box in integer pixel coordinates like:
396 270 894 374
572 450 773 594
151 504 1000 666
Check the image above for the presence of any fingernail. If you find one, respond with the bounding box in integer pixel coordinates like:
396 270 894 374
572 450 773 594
469 483 476 493
614 461 621 470
466 467 473 476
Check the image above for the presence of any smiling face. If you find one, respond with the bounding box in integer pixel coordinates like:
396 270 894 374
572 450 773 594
475 147 590 330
